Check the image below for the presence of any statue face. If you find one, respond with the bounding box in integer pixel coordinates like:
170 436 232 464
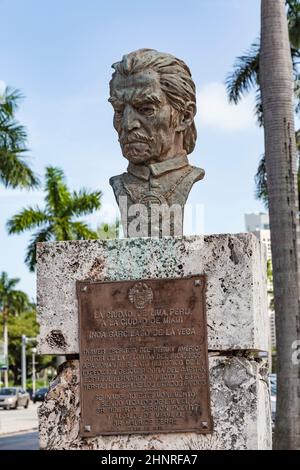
110 70 182 164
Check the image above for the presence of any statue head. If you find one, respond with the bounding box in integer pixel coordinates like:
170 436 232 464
109 48 197 165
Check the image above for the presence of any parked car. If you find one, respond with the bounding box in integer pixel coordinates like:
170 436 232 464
32 387 48 403
0 387 30 410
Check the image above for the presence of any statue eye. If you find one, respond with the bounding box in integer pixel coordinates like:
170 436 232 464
114 108 123 119
138 106 155 116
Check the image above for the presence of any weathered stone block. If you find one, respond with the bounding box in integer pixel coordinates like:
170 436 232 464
37 234 268 354
38 356 272 450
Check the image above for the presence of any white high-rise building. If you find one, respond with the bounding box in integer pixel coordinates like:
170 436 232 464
245 213 276 348
245 212 270 232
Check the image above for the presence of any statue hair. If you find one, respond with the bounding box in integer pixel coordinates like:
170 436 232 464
109 49 197 154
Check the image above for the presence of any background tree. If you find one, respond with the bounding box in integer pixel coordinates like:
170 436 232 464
260 0 300 449
97 219 120 239
226 0 300 206
0 272 30 386
0 86 39 189
7 166 102 271
4 307 55 385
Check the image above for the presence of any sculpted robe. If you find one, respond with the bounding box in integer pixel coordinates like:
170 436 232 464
110 155 204 237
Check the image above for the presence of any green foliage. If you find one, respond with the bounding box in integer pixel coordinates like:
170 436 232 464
255 155 269 208
226 41 260 105
7 166 102 271
255 153 300 209
226 0 300 206
0 273 35 385
0 87 39 189
287 0 300 50
0 308 55 385
0 272 31 317
97 219 120 239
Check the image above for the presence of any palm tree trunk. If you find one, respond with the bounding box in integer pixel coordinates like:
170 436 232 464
260 0 300 449
3 311 8 387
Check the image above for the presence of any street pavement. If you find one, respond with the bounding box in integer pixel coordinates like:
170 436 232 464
0 431 39 450
0 402 39 435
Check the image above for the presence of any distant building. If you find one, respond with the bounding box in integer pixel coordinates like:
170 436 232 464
245 212 270 232
245 212 276 348
269 311 276 351
251 229 272 261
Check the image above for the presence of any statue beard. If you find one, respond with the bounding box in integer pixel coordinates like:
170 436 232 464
119 132 155 163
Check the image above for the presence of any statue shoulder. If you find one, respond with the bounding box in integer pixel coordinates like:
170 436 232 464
109 173 126 189
189 165 205 183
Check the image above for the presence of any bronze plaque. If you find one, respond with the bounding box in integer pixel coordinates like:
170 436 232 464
77 275 213 437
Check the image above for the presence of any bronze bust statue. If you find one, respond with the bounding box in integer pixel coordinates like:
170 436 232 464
109 48 204 237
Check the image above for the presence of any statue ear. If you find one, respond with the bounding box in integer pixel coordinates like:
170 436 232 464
176 101 196 132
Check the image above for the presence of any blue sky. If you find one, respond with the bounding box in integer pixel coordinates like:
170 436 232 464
0 0 264 298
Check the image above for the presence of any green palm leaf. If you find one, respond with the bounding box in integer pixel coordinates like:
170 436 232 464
66 189 102 217
7 166 102 271
70 221 98 240
226 41 260 105
288 0 300 49
44 166 71 214
226 0 300 206
0 271 30 314
7 207 49 234
25 227 53 272
0 148 40 189
0 86 39 189
0 87 24 119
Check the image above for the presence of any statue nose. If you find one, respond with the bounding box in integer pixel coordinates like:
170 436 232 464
123 106 141 132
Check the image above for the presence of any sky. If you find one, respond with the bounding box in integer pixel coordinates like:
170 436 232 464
0 0 265 299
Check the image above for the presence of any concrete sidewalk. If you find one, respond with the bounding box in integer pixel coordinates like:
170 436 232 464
0 402 39 436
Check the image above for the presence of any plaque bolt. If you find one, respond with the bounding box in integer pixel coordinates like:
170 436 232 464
195 279 201 286
82 286 88 292
202 421 208 428
84 425 91 432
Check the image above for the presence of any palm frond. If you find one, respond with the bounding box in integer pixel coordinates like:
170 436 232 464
296 129 300 151
226 41 260 104
255 154 269 208
70 221 98 240
0 87 24 119
0 148 40 189
254 88 264 127
7 290 29 314
0 118 27 148
7 206 49 234
44 166 71 214
7 165 104 271
294 77 300 115
0 88 39 189
287 0 300 49
66 189 102 217
255 149 300 208
25 227 53 272
53 217 74 241
0 271 30 314
0 272 20 291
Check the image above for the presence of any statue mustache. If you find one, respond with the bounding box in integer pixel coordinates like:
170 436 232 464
120 132 154 145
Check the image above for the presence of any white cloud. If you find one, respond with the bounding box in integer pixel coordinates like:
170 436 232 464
197 82 255 132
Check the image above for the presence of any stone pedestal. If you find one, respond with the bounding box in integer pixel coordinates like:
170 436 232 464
37 234 272 450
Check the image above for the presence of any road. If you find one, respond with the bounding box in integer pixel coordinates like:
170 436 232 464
0 431 39 450
0 402 39 435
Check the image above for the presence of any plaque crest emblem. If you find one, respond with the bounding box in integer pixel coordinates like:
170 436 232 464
128 282 153 309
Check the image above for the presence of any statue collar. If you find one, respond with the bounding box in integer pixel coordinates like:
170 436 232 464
127 155 189 181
